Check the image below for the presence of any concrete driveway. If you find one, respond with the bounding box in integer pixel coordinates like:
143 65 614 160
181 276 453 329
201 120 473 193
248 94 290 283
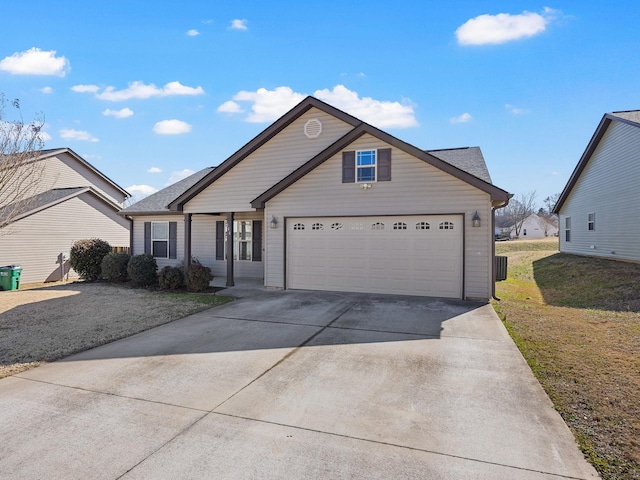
0 290 598 479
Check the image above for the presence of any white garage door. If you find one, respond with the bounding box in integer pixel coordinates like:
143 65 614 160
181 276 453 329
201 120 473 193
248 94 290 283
286 215 463 298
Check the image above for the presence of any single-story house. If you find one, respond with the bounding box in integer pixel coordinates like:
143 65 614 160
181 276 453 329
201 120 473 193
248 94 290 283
0 148 131 284
511 213 558 239
121 96 511 300
553 110 640 261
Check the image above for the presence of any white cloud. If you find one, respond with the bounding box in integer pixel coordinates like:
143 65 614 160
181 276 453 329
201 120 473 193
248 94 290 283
40 86 53 94
60 128 99 142
505 104 530 115
153 119 192 135
71 81 205 101
314 85 418 128
0 48 70 77
148 167 162 173
217 100 243 113
232 87 305 122
38 131 52 142
220 85 418 128
126 184 158 200
166 169 195 185
450 112 473 124
71 84 100 93
103 107 134 118
456 8 557 45
187 29 200 36
230 19 248 30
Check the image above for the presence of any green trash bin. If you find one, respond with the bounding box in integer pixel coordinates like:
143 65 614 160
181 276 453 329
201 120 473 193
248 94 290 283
0 265 22 291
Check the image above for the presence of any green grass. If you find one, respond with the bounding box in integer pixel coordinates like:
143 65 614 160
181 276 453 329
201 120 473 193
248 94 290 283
493 239 640 480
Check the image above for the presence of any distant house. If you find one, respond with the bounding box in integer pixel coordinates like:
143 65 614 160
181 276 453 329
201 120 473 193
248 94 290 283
511 213 558 239
121 96 511 300
553 110 640 261
0 148 130 284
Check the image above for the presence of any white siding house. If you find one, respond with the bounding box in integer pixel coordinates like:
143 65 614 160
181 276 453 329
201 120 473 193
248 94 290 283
123 97 511 300
554 111 640 261
0 149 130 284
511 214 559 239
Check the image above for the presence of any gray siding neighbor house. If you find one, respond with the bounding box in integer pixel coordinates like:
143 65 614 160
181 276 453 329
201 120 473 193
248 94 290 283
0 148 131 284
121 96 511 300
553 111 640 262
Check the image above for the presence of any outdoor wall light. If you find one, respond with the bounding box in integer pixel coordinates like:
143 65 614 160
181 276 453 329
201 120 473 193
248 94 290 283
472 211 481 227
360 183 372 190
270 215 279 229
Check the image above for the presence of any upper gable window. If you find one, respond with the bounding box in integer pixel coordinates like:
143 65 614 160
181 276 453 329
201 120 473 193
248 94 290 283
356 150 376 182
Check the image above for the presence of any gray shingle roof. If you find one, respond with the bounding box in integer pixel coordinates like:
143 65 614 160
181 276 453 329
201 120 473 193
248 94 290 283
426 147 492 184
610 110 640 125
1 187 86 223
121 167 214 215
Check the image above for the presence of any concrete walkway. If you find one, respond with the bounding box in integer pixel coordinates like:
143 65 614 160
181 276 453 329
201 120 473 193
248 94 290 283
0 290 598 479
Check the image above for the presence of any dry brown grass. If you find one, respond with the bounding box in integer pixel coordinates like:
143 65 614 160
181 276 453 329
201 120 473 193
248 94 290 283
0 282 231 378
494 240 640 480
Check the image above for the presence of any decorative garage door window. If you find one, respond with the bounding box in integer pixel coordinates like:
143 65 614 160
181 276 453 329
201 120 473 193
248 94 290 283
439 221 454 230
331 222 343 230
293 223 305 230
350 222 364 231
312 223 324 230
416 222 430 230
371 222 385 230
393 222 407 230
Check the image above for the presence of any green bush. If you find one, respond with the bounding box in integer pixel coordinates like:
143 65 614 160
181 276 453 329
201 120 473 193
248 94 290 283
69 238 112 281
127 254 158 287
158 266 184 290
186 262 213 292
100 252 130 282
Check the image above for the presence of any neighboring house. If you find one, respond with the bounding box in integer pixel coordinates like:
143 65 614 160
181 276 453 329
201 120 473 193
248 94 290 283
0 148 131 284
553 110 640 261
510 213 558 239
121 97 511 300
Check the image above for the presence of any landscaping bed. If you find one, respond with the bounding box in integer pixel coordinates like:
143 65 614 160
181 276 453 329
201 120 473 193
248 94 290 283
0 282 232 378
493 238 640 480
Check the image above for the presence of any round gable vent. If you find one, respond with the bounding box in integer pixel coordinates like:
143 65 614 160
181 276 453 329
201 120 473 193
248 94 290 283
304 118 322 139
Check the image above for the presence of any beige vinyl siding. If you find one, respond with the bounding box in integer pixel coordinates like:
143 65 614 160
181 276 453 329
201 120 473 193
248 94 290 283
0 193 130 284
559 121 640 261
191 212 264 278
184 108 354 213
132 215 184 269
5 152 127 207
264 134 493 299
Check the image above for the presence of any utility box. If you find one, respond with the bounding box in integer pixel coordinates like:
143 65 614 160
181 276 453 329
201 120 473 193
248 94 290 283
0 265 22 291
495 256 508 281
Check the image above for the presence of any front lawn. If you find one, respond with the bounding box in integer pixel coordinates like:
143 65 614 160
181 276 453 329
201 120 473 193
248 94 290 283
493 238 640 480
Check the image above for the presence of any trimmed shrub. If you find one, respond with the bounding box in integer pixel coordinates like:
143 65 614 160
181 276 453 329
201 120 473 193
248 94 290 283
69 238 112 281
186 262 213 292
127 254 158 287
101 252 130 282
158 266 184 290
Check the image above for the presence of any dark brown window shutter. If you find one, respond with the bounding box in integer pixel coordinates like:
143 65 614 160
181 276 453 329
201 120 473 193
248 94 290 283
377 148 391 181
252 220 262 262
215 221 225 260
342 151 355 183
144 222 151 255
169 222 177 259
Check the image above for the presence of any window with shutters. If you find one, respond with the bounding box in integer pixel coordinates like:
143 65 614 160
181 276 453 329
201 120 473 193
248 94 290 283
151 222 169 258
356 150 376 182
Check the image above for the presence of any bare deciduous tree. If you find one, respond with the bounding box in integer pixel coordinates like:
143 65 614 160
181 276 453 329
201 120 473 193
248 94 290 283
0 95 45 233
502 190 537 238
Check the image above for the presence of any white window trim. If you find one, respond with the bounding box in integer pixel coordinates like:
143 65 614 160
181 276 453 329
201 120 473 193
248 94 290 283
565 216 571 242
356 149 377 183
224 220 253 261
588 212 595 231
151 221 169 259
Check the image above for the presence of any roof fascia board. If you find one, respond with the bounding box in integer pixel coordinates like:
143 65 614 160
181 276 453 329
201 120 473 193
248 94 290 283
168 97 362 211
252 123 510 208
553 115 613 213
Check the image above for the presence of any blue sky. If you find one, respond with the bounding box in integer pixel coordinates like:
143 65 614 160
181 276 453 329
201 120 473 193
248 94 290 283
1 1 639 206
